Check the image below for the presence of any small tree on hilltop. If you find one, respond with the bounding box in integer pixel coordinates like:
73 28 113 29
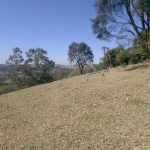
68 42 94 75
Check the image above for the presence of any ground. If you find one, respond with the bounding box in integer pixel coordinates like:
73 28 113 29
0 64 150 150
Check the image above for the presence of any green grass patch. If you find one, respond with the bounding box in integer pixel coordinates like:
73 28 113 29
127 99 147 106
60 104 70 110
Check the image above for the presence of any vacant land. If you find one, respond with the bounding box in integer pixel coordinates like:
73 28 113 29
0 64 150 150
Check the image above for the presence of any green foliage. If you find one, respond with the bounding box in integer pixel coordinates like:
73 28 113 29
102 47 121 68
0 65 7 83
127 46 147 64
98 46 123 70
38 74 54 84
0 83 18 95
127 48 139 64
6 47 55 91
92 0 150 59
23 74 54 87
133 29 150 59
23 76 37 87
6 47 24 88
25 48 55 77
126 99 146 106
96 58 107 71
116 50 131 66
98 45 147 69
137 47 147 62
0 74 7 83
68 42 94 75
24 48 55 86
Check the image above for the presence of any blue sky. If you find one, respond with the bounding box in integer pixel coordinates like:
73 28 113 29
0 0 117 65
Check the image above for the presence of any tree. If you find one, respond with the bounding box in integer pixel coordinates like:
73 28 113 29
116 50 131 65
6 47 24 88
102 47 111 68
25 48 55 84
137 46 147 61
101 46 122 68
91 0 150 59
127 46 147 63
68 42 94 75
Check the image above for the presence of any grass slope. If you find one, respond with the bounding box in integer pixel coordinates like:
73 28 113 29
0 65 150 150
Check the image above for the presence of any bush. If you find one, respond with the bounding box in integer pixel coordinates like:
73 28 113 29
96 62 107 71
137 47 147 62
116 50 131 65
0 83 18 95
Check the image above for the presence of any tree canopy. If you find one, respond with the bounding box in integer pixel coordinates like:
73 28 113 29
6 47 24 88
25 48 55 85
6 48 55 88
91 0 150 59
68 42 94 75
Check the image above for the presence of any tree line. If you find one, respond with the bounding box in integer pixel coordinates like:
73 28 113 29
97 45 146 70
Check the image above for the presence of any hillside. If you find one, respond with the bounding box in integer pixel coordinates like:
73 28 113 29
0 64 150 150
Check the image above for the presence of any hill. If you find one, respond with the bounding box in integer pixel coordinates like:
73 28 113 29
0 64 150 149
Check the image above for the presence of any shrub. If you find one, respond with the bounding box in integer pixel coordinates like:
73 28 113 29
0 83 18 95
96 62 107 71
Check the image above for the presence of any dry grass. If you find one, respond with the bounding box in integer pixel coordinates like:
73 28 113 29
0 63 150 150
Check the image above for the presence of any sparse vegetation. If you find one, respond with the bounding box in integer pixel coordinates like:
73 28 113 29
0 64 150 149
0 83 18 95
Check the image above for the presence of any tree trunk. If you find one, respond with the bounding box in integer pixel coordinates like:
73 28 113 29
109 58 112 68
80 66 83 75
78 65 84 75
77 61 83 75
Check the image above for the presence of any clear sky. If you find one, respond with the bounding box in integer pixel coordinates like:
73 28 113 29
0 0 117 65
